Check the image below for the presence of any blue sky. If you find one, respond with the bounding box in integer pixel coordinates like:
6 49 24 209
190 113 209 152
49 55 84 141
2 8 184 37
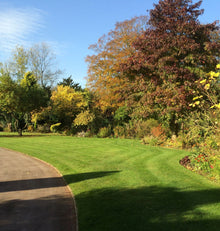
0 0 219 87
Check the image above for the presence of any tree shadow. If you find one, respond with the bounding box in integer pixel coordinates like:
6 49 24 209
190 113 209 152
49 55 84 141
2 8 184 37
0 171 120 193
64 171 121 184
76 186 220 231
0 177 66 192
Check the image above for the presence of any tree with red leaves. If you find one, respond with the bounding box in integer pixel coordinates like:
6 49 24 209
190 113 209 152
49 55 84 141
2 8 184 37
119 0 220 135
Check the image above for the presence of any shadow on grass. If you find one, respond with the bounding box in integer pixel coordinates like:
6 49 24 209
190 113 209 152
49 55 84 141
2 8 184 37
0 171 120 192
64 171 121 184
76 186 220 231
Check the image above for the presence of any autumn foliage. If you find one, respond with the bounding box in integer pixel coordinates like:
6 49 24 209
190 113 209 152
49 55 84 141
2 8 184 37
1 0 220 142
87 0 220 136
86 16 148 112
120 0 219 115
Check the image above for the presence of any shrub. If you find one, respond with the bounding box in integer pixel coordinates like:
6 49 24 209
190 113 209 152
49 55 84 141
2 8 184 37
205 136 219 150
142 136 161 146
0 126 3 131
181 111 218 148
74 110 95 126
113 126 126 138
124 121 135 138
76 131 87 137
165 136 182 148
124 119 159 138
186 140 220 181
190 147 215 173
97 126 112 138
76 130 92 137
27 125 34 132
114 106 130 125
151 124 165 138
37 124 50 133
62 129 73 136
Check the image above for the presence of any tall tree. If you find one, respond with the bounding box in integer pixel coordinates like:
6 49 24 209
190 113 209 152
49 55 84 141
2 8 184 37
11 45 29 81
58 76 83 91
0 72 48 135
2 43 62 87
119 0 220 134
29 42 62 87
86 16 148 112
49 85 88 129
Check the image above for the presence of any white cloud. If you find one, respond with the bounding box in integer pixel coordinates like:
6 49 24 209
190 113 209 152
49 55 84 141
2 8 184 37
0 7 45 57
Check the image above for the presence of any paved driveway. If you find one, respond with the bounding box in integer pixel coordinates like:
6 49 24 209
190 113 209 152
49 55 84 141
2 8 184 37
0 148 77 231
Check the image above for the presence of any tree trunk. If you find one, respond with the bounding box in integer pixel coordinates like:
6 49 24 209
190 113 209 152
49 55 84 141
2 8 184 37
18 128 22 136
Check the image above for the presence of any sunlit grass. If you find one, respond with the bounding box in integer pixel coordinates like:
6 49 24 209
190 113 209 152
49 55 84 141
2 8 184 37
0 134 220 231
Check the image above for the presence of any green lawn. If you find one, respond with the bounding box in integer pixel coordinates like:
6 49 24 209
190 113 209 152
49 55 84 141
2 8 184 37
0 134 220 230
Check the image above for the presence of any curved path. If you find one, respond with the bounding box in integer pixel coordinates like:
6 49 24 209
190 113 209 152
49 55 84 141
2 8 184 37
0 148 77 231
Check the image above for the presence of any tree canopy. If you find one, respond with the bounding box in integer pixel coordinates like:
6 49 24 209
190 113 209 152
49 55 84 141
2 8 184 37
86 0 220 136
86 16 148 112
0 71 48 135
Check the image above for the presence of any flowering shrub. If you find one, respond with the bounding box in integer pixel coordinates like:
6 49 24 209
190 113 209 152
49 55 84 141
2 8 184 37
189 144 220 181
190 148 213 172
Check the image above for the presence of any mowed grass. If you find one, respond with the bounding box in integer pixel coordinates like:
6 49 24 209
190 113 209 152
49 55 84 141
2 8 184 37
1 134 220 231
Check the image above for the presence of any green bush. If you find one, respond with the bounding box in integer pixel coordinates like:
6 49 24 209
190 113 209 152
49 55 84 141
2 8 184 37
97 126 112 138
142 136 161 146
205 136 219 150
125 119 159 138
165 136 182 148
0 126 3 131
181 111 217 148
114 106 130 125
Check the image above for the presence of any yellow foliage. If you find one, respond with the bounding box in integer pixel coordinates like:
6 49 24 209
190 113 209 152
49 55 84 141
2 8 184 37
190 64 220 109
193 96 203 101
74 110 95 126
51 85 87 113
209 71 219 78
199 79 206 84
20 71 37 88
204 83 210 90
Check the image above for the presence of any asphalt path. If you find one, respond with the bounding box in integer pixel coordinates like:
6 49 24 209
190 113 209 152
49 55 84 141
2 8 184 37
0 147 77 231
